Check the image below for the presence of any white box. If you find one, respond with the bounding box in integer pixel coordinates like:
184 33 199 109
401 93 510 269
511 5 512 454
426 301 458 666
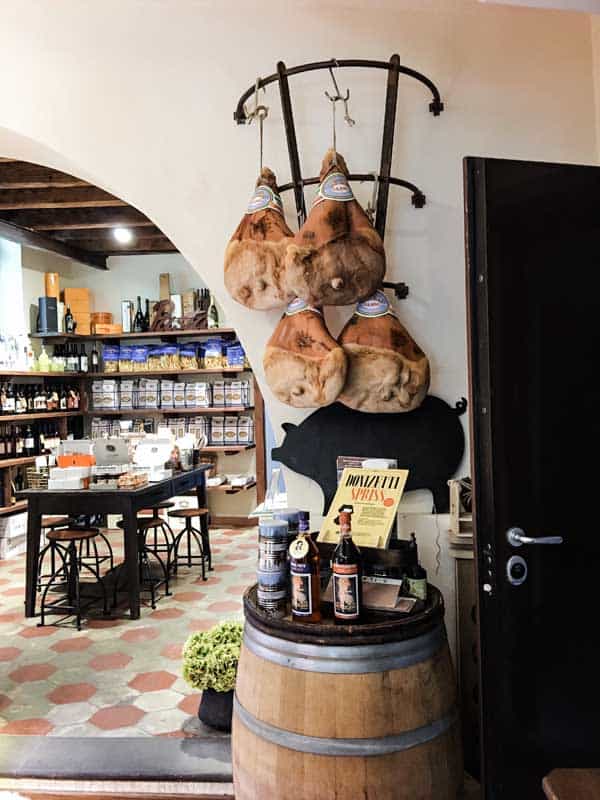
224 416 238 445
212 381 225 406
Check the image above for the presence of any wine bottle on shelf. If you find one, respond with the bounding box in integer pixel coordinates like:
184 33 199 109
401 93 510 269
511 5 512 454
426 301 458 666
143 299 151 332
24 425 35 457
91 343 99 373
289 511 321 623
207 293 219 328
64 307 75 334
4 383 15 415
79 344 88 373
133 296 145 333
59 386 68 411
26 386 34 412
15 427 24 457
332 509 363 624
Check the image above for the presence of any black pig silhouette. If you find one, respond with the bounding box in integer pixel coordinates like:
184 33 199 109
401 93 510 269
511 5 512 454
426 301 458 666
272 395 467 513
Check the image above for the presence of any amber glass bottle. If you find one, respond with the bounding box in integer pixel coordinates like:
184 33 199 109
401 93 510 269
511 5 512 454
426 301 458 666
289 511 321 623
332 510 362 624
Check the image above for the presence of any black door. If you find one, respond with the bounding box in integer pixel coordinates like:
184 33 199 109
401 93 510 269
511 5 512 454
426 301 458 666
464 157 600 799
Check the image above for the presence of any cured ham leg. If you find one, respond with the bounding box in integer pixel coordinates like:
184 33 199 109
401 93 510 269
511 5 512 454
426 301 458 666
338 291 430 413
284 150 385 306
264 298 347 408
225 168 294 310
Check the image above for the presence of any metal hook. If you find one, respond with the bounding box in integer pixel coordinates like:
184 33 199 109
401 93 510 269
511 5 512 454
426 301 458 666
324 64 355 127
246 78 269 172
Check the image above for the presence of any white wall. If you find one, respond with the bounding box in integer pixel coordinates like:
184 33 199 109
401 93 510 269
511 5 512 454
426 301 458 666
0 0 596 522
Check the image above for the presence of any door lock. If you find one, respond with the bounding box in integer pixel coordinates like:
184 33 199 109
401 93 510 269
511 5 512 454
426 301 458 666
506 555 528 586
506 527 563 547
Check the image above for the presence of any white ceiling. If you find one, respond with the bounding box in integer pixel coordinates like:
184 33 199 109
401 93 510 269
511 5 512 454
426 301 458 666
479 0 600 12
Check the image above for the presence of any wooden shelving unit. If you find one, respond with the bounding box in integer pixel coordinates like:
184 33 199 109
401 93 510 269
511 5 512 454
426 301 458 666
0 371 86 378
91 367 246 378
206 481 256 495
32 327 237 341
202 444 255 453
0 500 28 517
86 406 253 416
0 411 82 423
0 456 36 469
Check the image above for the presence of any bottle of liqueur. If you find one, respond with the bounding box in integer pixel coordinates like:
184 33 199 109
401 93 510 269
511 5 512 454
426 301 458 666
332 509 363 624
289 511 321 623
133 296 145 333
207 293 219 328
406 561 428 601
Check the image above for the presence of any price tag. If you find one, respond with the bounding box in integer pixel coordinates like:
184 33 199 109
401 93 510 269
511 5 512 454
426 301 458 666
289 537 309 559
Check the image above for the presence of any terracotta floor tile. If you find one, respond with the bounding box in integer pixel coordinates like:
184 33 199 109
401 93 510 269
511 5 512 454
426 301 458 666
0 646 22 661
193 576 221 587
4 587 25 597
206 601 241 614
51 636 94 653
213 564 236 573
177 693 201 715
128 670 177 692
160 642 183 660
226 584 251 596
149 607 184 620
47 683 97 704
9 663 56 683
0 693 11 712
87 618 124 629
18 625 58 639
89 704 144 730
0 611 23 624
88 652 132 671
172 591 206 603
0 718 54 735
120 627 160 644
186 617 219 632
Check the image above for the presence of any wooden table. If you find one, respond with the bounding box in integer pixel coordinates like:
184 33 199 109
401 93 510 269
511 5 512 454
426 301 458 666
543 769 600 800
19 466 209 620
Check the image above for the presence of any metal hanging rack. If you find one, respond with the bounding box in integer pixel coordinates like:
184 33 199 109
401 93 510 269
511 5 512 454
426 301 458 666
234 55 444 300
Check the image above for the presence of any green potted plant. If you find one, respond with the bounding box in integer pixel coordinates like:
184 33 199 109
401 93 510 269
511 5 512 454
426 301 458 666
182 620 243 731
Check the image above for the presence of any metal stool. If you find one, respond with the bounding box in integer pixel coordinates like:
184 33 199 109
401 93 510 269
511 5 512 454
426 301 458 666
168 508 211 581
38 528 109 630
138 502 176 572
114 518 171 609
37 516 71 592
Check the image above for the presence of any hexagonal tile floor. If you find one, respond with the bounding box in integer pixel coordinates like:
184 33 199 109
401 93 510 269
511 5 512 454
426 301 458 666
0 526 255 737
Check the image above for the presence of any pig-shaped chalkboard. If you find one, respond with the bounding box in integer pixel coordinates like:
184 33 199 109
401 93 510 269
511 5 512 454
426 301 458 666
271 395 467 512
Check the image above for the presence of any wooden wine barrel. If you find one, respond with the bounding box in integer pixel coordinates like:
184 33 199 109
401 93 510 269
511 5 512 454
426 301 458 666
233 585 462 800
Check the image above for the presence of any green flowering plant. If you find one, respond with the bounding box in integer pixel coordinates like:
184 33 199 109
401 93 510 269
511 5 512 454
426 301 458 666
182 620 243 692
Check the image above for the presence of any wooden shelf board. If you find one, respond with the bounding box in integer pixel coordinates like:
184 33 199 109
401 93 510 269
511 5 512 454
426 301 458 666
90 367 249 378
87 406 253 416
0 500 28 517
31 328 236 342
207 481 256 494
0 411 82 423
0 371 86 378
0 456 36 469
201 445 255 453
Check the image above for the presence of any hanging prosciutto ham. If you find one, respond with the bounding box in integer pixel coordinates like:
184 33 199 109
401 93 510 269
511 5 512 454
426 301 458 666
284 150 385 306
337 291 429 413
224 168 294 310
263 298 347 408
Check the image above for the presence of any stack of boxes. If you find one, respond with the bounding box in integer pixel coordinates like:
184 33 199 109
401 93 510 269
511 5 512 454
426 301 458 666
63 288 91 335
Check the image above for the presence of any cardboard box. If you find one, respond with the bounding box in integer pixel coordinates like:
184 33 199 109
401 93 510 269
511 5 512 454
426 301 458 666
160 274 171 300
63 287 90 304
93 324 123 335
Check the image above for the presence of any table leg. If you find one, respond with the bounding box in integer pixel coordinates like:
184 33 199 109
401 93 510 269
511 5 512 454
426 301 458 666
196 471 207 510
123 504 141 619
25 499 42 617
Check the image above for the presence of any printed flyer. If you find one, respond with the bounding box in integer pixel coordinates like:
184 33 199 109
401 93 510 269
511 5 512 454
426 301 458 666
318 467 409 549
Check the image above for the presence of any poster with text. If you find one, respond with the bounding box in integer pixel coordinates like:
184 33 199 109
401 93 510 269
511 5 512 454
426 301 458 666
318 467 409 549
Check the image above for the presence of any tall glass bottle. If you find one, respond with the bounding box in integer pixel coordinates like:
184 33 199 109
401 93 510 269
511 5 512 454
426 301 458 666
332 510 363 624
143 299 151 332
289 511 321 623
207 293 219 328
133 296 145 333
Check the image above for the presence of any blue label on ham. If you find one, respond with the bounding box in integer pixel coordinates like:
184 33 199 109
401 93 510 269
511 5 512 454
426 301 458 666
312 171 354 207
247 185 284 215
286 297 322 316
355 290 392 318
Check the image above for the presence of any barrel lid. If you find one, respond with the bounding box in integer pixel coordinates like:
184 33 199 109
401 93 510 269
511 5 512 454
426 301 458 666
243 584 444 647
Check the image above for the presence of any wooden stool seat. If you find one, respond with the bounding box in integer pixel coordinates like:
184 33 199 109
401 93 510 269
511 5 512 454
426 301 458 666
543 769 600 800
168 508 209 519
41 516 70 529
138 517 165 532
139 502 175 516
47 528 99 543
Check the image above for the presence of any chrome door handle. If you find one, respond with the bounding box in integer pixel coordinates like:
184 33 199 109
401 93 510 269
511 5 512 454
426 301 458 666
507 527 563 547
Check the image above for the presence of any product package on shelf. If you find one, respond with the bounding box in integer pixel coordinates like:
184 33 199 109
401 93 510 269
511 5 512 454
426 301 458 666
103 345 120 373
119 345 134 372
224 416 239 445
138 378 159 409
132 345 150 372
173 383 186 408
210 416 225 445
120 380 135 410
160 380 174 409
226 341 246 368
237 415 254 444
185 382 211 408
212 381 225 406
225 379 250 407
203 339 226 369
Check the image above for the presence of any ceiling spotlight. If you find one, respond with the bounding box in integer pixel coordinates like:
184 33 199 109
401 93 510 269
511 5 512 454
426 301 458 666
113 227 134 244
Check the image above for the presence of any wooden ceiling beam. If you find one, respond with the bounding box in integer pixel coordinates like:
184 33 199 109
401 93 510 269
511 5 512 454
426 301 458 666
0 186 127 210
0 162 87 189
0 207 153 231
71 236 178 254
0 218 107 270
52 225 166 241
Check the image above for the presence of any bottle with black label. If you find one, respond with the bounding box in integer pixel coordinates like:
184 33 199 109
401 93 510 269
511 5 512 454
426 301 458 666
143 299 151 332
332 509 362 624
79 344 88 373
207 293 219 328
64 306 75 334
133 296 145 333
24 425 35 457
3 383 15 415
289 511 321 623
91 343 99 373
